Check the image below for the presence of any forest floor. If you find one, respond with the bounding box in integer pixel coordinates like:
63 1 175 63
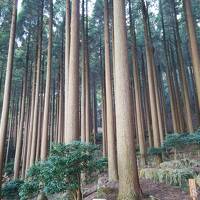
84 175 191 200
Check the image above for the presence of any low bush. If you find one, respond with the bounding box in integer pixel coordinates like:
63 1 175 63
1 179 24 199
140 159 200 190
19 142 107 200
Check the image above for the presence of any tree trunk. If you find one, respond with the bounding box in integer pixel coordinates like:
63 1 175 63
104 0 118 181
81 0 86 142
183 0 200 111
85 0 90 144
141 53 153 147
172 1 194 132
141 0 161 148
92 77 97 144
14 74 27 179
30 1 44 166
128 0 146 166
66 0 80 143
113 0 142 198
0 0 18 188
64 0 70 143
41 0 53 160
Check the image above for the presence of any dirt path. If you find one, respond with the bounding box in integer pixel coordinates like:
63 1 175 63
140 179 190 200
84 178 191 200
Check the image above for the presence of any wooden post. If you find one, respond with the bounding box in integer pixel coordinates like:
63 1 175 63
189 179 197 200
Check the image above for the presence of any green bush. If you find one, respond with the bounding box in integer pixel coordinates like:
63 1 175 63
140 159 200 190
163 132 200 150
1 179 24 199
147 147 165 156
140 167 194 189
19 142 107 200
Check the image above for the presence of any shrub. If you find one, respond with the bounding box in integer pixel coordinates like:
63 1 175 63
140 167 194 189
148 147 165 156
19 142 107 200
1 179 24 199
163 132 200 150
140 159 200 190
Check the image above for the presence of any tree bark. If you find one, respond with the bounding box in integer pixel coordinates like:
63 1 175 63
183 0 200 111
0 0 18 188
30 1 44 166
66 0 80 143
41 0 53 160
141 0 161 148
113 0 142 198
128 0 146 166
64 0 70 143
104 0 118 181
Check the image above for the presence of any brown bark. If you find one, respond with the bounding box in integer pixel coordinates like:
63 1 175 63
141 0 161 148
141 53 153 147
13 34 30 178
81 0 86 142
41 0 53 160
183 0 200 111
58 58 64 143
85 0 90 144
0 0 18 188
30 1 44 166
104 0 118 181
14 73 27 179
92 77 97 144
66 0 80 143
25 55 37 172
129 0 146 166
64 0 70 143
113 0 142 198
173 1 194 132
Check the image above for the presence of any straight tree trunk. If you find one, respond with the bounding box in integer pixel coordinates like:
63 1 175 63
66 0 80 143
104 0 118 181
141 0 161 149
159 0 179 132
64 0 70 143
0 0 18 188
13 34 30 179
128 0 146 166
41 0 53 160
30 1 44 165
113 0 142 198
141 53 153 147
25 53 37 172
14 64 28 179
81 0 86 142
172 1 194 132
183 0 200 111
85 0 90 144
92 77 97 144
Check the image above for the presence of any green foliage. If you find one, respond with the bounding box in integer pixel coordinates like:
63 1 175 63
148 147 165 156
1 180 24 199
19 142 107 200
160 159 200 169
163 132 200 150
140 159 200 190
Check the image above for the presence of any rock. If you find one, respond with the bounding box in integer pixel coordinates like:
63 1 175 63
37 193 48 200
